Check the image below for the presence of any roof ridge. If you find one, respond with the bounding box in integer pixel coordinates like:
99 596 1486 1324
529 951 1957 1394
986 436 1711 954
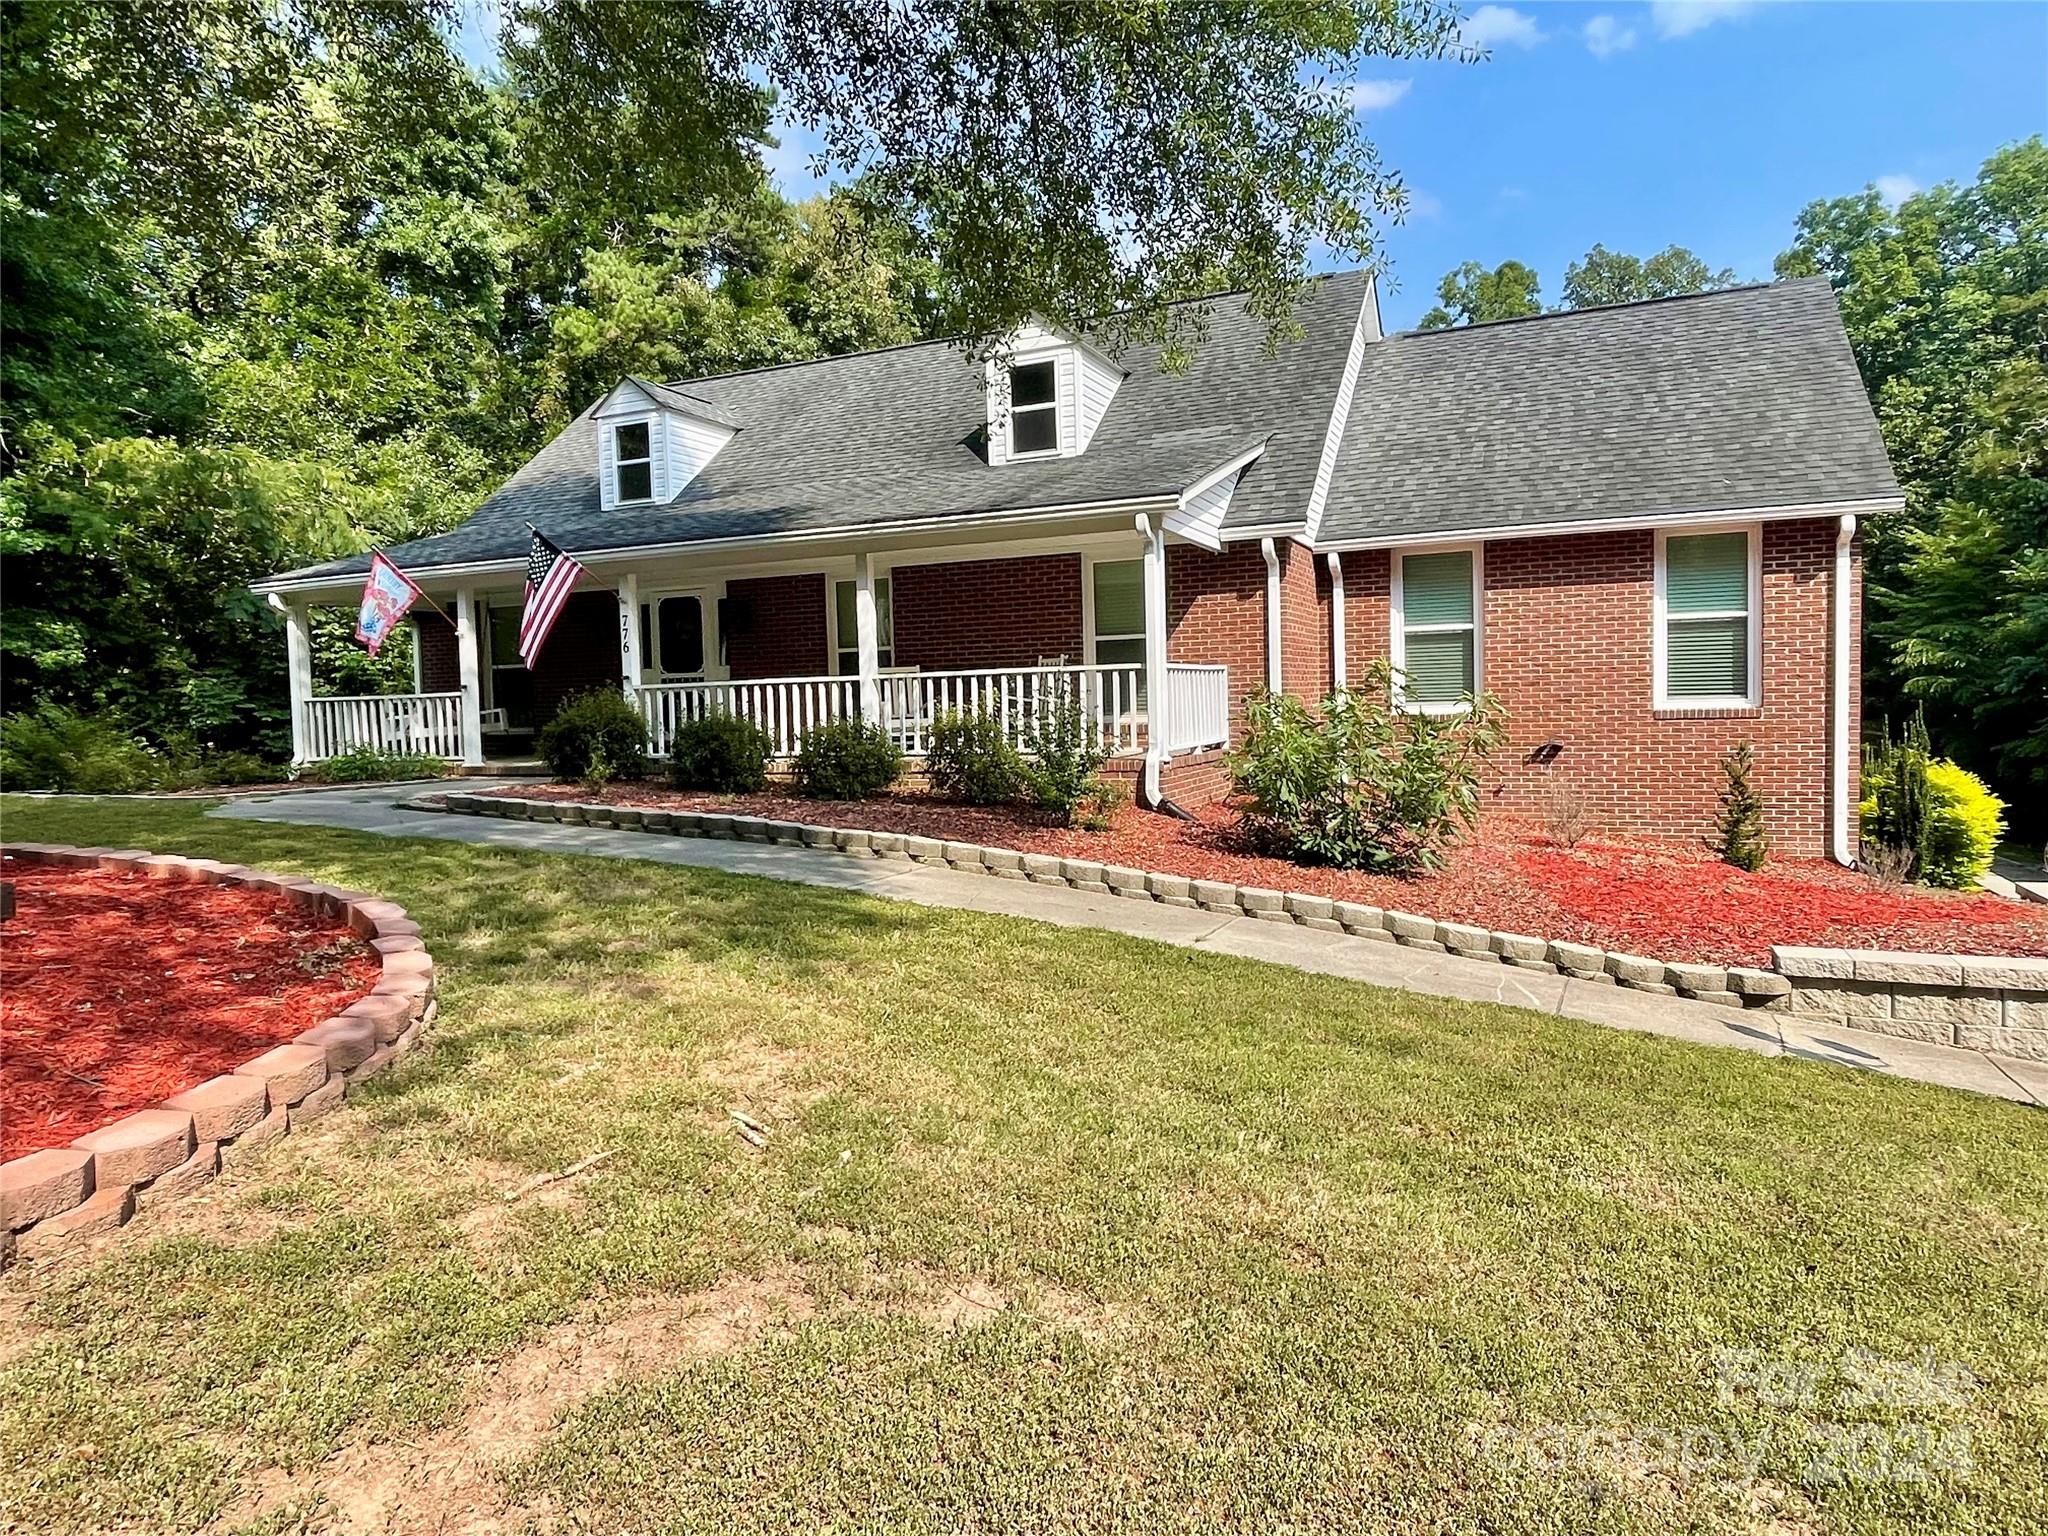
1390 277 1821 341
663 270 1370 389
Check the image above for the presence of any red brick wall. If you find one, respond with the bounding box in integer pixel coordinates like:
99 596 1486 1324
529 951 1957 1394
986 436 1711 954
892 554 1084 670
724 574 828 679
1335 521 1856 855
530 592 623 722
415 613 458 693
1278 541 1330 697
1166 544 1267 733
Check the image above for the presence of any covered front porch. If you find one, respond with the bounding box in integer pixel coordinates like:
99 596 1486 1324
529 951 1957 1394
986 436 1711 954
274 523 1238 789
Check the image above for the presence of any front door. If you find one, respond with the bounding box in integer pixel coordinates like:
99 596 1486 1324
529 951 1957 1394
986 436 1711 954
641 589 711 682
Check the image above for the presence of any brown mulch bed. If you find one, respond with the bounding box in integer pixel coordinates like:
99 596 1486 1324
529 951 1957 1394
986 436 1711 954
0 864 381 1159
472 781 2048 968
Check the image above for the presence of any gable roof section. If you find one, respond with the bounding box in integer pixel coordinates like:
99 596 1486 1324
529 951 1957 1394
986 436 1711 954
1315 278 1900 547
265 272 1370 587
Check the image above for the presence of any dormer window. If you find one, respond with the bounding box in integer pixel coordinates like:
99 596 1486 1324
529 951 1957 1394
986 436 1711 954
613 421 654 502
1008 361 1059 456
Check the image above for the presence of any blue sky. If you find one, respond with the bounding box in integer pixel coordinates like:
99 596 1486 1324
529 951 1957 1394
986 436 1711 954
462 1 2045 331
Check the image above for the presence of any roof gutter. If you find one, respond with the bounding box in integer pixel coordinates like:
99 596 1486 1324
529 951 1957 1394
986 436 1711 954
1308 495 1904 553
251 493 1183 597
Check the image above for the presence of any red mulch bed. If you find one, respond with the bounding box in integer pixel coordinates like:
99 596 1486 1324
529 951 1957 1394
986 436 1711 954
0 865 380 1160
481 781 2048 968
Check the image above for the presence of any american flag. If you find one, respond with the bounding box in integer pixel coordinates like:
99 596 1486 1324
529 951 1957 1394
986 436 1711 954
519 527 585 668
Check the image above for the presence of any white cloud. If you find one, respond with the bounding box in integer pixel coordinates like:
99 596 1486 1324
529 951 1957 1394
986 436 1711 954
1344 78 1413 113
1405 187 1445 221
1874 174 1920 207
1649 1 1760 41
1457 6 1545 52
1583 15 1639 58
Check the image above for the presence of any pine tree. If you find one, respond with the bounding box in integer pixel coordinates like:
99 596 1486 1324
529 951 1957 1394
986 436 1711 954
1717 741 1769 872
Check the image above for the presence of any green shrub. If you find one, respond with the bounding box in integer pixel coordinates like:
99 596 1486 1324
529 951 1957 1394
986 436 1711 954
299 746 451 783
1019 691 1108 826
1073 778 1126 833
0 705 160 793
924 709 1023 806
1862 754 2005 890
793 719 902 799
1863 712 1935 873
198 750 283 786
670 713 773 793
537 689 649 787
1716 740 1768 871
1229 660 1507 874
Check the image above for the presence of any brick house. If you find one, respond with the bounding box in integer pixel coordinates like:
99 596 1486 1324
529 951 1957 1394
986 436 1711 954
257 273 1899 857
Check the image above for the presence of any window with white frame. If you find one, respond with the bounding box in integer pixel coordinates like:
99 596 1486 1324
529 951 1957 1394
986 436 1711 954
1090 558 1146 703
1658 528 1757 705
613 420 654 502
638 594 705 678
1007 360 1059 456
1393 547 1480 708
832 577 893 675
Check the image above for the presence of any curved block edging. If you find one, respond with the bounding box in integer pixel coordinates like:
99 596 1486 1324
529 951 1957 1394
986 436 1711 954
0 844 438 1268
418 792 1822 1005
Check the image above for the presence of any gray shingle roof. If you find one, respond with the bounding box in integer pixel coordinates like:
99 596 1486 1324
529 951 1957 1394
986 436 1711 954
1316 278 1899 545
268 272 1369 586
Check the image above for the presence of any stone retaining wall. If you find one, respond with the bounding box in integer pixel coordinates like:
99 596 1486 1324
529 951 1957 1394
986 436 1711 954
1772 947 2048 1062
0 845 437 1268
425 791 2048 1065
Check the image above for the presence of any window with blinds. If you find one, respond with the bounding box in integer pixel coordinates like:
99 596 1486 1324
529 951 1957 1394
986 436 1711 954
1660 530 1754 703
1396 549 1478 707
1091 559 1146 704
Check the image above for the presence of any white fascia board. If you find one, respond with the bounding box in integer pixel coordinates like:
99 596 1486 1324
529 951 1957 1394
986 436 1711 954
1302 278 1377 543
1179 442 1267 507
250 494 1182 599
1310 496 1906 552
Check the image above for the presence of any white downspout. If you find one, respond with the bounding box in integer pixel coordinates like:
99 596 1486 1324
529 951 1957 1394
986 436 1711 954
1260 538 1283 694
1139 513 1169 806
1326 551 1346 690
1831 514 1858 866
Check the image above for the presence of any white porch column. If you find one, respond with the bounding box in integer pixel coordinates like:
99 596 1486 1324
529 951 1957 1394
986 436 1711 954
853 552 882 726
453 586 485 767
617 570 643 698
279 597 313 765
1140 514 1170 803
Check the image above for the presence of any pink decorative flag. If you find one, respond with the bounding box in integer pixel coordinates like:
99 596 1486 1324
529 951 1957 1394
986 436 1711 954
354 551 424 656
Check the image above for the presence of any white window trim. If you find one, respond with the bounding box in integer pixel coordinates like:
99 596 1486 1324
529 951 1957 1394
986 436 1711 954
612 416 657 505
640 588 710 681
833 575 894 675
1083 553 1145 668
1653 522 1762 710
1005 355 1064 461
1389 542 1484 715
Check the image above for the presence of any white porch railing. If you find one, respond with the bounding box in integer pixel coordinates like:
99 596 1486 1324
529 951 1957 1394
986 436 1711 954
880 665 1143 756
639 675 862 759
1160 664 1230 752
302 692 463 761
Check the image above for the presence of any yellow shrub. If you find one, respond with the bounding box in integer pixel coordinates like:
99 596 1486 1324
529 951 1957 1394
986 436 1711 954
1920 760 2005 889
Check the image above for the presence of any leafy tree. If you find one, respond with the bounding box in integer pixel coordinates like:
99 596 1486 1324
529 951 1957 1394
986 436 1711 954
1560 243 1738 309
1777 139 2048 801
1417 260 1542 328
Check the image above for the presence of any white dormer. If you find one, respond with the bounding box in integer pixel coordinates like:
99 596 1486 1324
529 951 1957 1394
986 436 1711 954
593 376 738 510
985 323 1125 465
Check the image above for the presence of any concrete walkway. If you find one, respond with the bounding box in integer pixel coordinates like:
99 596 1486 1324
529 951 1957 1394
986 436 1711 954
211 784 2048 1109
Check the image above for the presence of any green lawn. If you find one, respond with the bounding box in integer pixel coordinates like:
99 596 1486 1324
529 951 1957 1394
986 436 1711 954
2 795 2043 1536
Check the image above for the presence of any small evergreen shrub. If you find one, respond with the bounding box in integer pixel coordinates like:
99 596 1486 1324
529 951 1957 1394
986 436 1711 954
1229 660 1507 874
670 713 773 793
794 719 902 799
1863 712 1935 874
1862 751 2005 891
0 705 160 793
537 689 650 787
924 709 1024 806
1715 740 1768 871
1019 691 1108 826
300 746 451 783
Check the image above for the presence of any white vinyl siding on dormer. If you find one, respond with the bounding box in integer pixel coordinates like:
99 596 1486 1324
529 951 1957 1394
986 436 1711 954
984 321 1122 465
593 378 735 510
